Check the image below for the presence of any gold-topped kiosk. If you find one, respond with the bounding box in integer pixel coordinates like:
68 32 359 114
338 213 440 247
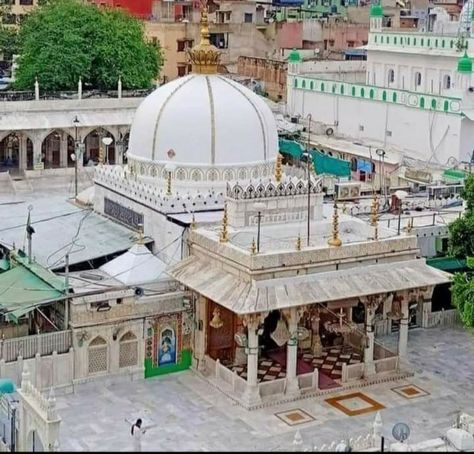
187 2 221 74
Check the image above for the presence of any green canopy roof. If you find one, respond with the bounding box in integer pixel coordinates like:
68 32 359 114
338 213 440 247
0 255 66 323
278 139 352 178
443 168 467 182
426 257 467 272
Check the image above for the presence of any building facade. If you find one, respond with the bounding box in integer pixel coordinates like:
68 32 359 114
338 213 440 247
286 3 474 166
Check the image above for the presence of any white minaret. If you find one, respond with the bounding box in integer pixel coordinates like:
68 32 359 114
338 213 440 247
287 48 301 117
369 3 383 32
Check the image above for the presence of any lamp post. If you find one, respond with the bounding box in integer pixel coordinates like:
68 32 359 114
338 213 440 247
375 148 386 206
101 136 113 165
72 116 80 199
253 202 265 253
395 190 408 235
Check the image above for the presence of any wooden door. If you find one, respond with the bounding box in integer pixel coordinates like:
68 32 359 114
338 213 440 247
206 301 235 365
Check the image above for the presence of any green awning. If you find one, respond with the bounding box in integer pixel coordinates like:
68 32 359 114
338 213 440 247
279 139 304 158
279 139 352 178
426 257 467 272
311 149 352 178
443 169 467 183
0 261 66 323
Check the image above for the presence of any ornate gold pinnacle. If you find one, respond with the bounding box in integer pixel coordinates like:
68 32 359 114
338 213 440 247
250 237 257 255
191 214 196 230
275 153 283 183
328 200 342 247
370 194 379 240
137 225 145 245
219 203 229 243
187 2 220 74
296 233 302 251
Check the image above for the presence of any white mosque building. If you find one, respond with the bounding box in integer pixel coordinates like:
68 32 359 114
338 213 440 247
286 2 474 167
93 7 279 254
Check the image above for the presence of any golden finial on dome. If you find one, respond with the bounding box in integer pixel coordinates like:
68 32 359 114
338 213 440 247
219 203 229 243
296 233 302 251
328 199 342 247
275 153 283 183
250 237 257 255
188 1 220 74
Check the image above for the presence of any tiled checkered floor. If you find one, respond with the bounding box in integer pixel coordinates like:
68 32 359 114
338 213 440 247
232 358 287 382
302 347 362 380
230 347 362 383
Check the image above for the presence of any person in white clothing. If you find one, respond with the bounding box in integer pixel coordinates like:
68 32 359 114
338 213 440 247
129 418 147 452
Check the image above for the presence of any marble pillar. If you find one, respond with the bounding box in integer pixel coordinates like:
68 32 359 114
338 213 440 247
194 296 207 373
18 135 27 171
32 138 43 168
286 307 300 396
364 298 379 377
60 133 68 168
398 299 409 358
242 314 261 406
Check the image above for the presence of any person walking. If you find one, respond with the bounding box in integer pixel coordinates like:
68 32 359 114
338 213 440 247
128 418 147 452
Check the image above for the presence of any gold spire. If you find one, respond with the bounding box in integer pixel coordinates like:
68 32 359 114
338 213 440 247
275 153 283 183
188 2 220 74
296 233 302 251
219 203 229 243
328 200 342 247
137 224 145 245
370 194 379 241
250 237 257 255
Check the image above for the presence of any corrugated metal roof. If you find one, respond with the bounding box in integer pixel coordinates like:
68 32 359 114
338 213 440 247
0 196 138 270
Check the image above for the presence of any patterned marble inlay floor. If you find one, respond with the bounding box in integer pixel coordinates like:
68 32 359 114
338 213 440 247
232 358 286 382
302 347 362 379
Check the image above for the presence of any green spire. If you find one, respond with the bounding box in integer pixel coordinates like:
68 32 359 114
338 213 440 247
288 48 301 63
458 51 472 73
370 3 384 17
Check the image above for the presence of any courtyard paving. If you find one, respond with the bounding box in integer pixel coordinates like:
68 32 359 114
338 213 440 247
56 326 474 451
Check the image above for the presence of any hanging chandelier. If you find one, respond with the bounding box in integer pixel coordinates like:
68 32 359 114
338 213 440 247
324 307 357 335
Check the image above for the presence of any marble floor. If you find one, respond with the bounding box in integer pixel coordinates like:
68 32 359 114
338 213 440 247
56 326 474 451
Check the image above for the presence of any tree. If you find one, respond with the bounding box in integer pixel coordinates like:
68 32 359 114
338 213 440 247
14 0 162 91
449 174 474 327
0 2 19 63
448 174 474 258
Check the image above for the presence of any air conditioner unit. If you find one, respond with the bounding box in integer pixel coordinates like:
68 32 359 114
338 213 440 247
335 182 361 200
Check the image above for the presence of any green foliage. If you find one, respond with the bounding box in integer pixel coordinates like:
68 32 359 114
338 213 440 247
451 271 474 327
0 26 17 61
448 216 474 259
448 174 474 258
14 0 162 91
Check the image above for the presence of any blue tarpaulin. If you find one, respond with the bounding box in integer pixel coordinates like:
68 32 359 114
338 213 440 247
356 158 372 173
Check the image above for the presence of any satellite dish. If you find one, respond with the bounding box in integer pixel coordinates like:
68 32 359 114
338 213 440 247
134 287 144 297
392 423 410 442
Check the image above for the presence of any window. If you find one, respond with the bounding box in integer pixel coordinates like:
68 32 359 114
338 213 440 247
386 130 392 137
359 125 364 131
329 39 335 47
177 65 187 77
216 11 231 23
420 97 425 108
88 337 108 375
119 332 138 368
347 41 355 48
415 72 422 87
388 69 395 84
443 74 451 89
244 13 253 23
210 33 228 49
19 0 33 4
177 39 193 52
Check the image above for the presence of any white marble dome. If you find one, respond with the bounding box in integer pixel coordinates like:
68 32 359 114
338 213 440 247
127 74 278 167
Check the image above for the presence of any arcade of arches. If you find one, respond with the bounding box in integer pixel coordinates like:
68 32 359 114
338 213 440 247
0 128 130 173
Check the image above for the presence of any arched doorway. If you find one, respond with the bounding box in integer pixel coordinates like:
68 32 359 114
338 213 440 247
41 131 61 169
122 132 129 165
0 133 19 172
67 136 75 167
83 129 115 166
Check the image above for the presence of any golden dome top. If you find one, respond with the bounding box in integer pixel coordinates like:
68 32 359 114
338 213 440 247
187 4 220 74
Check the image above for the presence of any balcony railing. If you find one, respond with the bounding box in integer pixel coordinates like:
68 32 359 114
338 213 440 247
0 88 154 102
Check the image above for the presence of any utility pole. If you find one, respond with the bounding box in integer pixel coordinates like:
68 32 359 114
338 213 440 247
64 253 69 330
73 116 80 199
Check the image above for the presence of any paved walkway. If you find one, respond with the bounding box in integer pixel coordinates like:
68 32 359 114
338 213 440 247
56 326 474 451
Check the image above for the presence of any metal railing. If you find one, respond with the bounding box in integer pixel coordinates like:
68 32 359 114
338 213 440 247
0 330 72 362
0 88 154 102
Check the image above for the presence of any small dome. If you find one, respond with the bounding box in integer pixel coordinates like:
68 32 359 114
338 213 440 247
370 4 384 17
458 52 472 73
288 48 302 63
